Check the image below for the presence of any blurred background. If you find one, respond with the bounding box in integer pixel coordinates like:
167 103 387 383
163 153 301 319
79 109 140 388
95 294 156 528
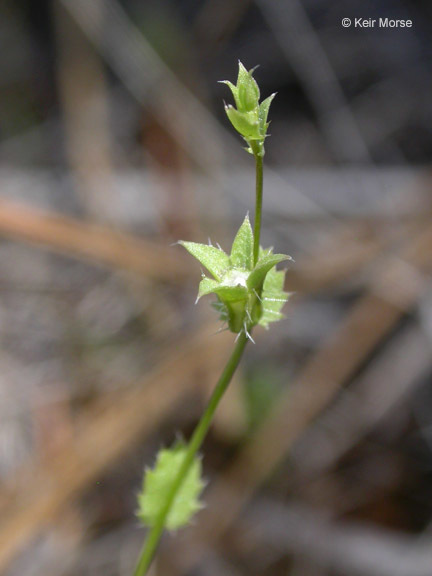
1 0 432 575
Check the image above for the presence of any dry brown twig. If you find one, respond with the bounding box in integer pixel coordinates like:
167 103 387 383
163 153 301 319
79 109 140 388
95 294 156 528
0 198 190 281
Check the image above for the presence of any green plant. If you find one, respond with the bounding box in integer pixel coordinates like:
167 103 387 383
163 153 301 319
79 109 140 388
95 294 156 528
133 61 291 576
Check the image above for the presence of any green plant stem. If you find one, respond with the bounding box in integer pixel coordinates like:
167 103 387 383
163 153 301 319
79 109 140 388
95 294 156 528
252 152 263 265
133 331 249 576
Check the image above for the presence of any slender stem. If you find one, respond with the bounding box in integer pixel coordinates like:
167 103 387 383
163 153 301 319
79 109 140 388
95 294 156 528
252 152 263 266
133 331 248 576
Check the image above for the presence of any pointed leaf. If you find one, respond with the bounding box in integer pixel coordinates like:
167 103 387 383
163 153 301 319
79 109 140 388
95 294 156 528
230 215 254 270
247 253 291 291
219 80 241 109
137 444 204 531
198 272 249 304
259 291 289 327
259 93 276 134
179 241 229 280
213 284 248 303
198 277 220 300
263 266 285 293
259 269 290 328
225 106 261 140
259 307 284 328
237 62 260 112
259 246 273 259
237 61 251 90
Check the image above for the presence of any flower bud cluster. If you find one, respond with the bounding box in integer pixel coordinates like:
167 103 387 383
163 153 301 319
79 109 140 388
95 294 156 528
220 61 275 156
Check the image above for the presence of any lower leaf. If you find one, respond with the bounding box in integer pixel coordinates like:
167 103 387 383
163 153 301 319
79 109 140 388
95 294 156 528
137 444 204 531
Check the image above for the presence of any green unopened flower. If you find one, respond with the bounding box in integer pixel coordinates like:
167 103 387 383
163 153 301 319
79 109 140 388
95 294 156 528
179 215 292 337
220 61 276 156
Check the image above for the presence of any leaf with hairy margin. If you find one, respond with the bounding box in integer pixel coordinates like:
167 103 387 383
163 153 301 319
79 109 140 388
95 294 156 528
179 241 229 280
137 444 204 531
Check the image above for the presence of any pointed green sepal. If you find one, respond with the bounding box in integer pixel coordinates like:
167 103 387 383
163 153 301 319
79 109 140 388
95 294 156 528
179 241 229 280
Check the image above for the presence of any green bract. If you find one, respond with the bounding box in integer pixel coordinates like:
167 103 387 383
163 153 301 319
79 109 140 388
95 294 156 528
137 444 204 531
220 61 276 156
179 215 291 336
